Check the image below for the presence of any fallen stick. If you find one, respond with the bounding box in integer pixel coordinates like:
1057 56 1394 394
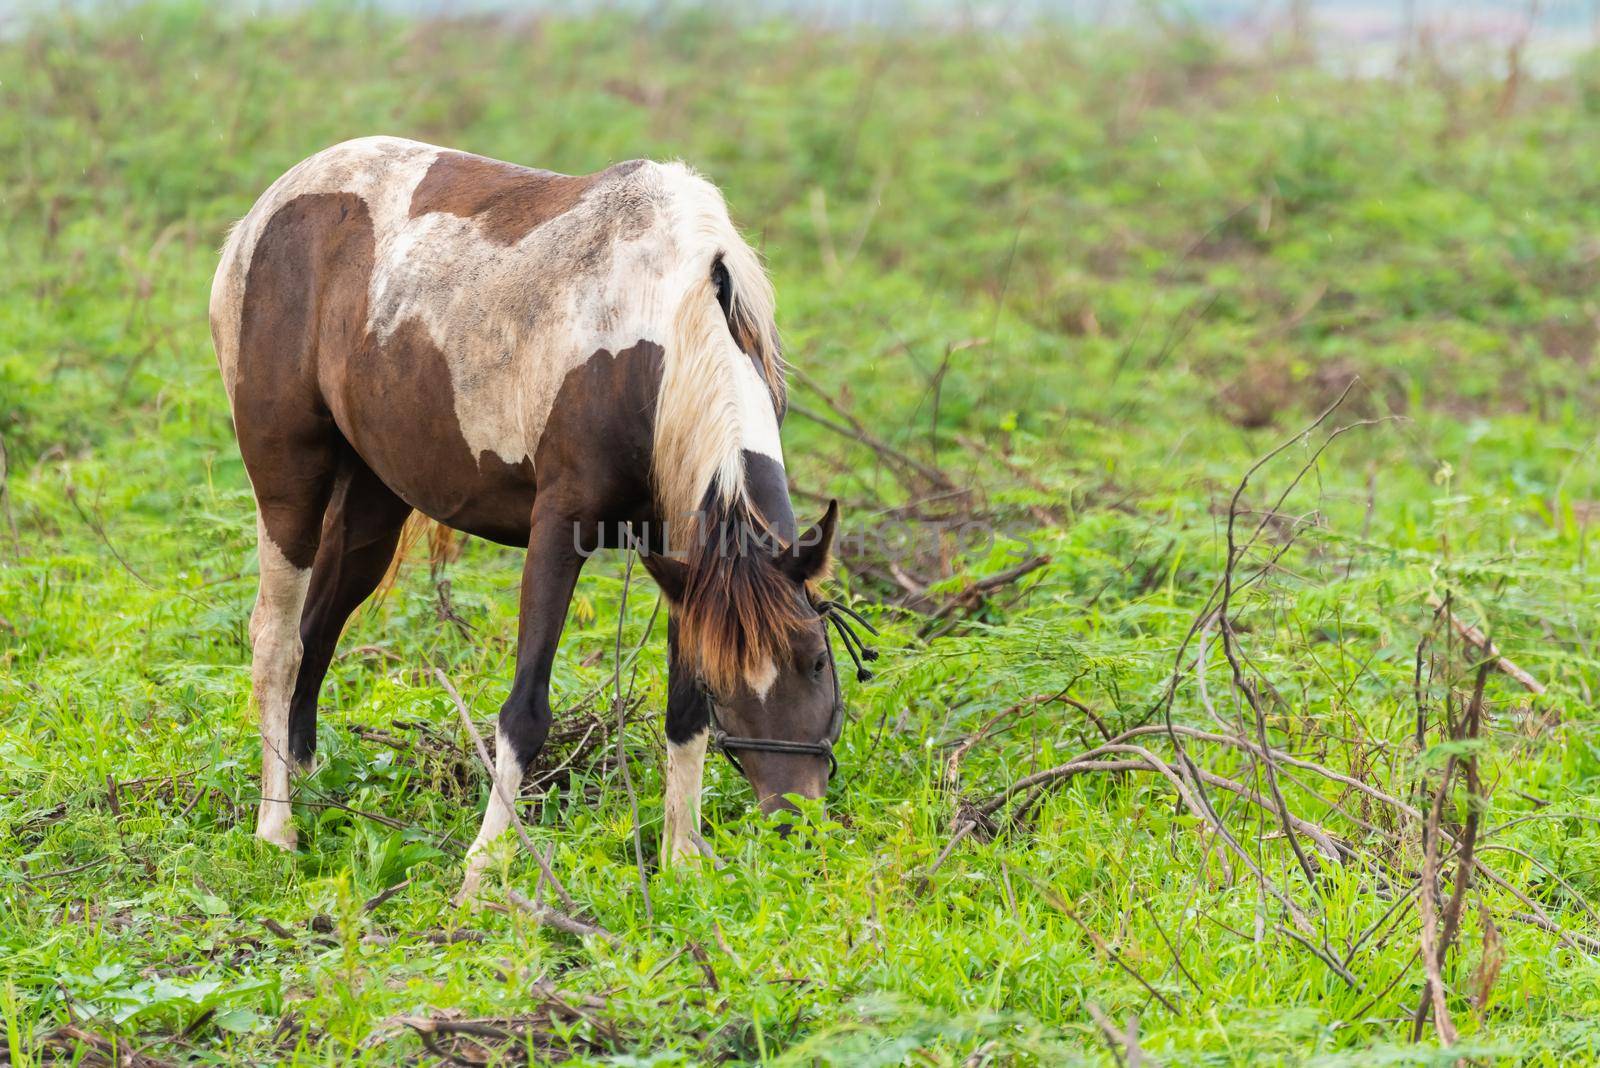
1507 911 1600 954
610 548 652 923
1026 874 1181 1015
505 889 619 946
1086 1001 1159 1067
361 930 486 946
943 692 1072 789
924 555 1051 625
910 818 978 893
985 744 1318 935
362 877 410 913
1427 594 1546 695
45 1024 178 1068
788 398 956 493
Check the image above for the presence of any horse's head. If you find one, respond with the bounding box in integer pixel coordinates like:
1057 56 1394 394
644 500 852 816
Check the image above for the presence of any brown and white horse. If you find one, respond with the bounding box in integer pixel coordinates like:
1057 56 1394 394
210 136 846 895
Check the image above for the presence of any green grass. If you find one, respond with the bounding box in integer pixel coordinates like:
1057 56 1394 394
4 3 1600 1064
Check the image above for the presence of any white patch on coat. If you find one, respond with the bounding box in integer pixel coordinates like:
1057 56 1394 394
211 138 786 523
363 173 666 467
250 518 311 850
661 730 710 864
744 657 777 701
731 354 783 462
457 726 525 902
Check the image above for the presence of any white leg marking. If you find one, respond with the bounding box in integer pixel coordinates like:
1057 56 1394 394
252 519 311 851
662 730 710 866
458 726 525 902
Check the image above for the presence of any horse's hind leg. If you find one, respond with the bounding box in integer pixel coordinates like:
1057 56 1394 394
228 186 380 848
286 452 413 765
244 437 340 850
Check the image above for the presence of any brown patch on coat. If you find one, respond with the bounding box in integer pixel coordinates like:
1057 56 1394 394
533 341 664 515
374 341 665 561
233 192 377 568
379 340 666 591
233 191 539 552
332 316 540 546
231 181 676 563
409 151 644 246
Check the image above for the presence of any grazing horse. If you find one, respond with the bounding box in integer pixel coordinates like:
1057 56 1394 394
210 136 853 895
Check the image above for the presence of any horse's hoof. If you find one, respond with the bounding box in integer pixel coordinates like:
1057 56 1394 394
254 811 297 851
663 835 721 870
453 873 483 909
255 826 297 851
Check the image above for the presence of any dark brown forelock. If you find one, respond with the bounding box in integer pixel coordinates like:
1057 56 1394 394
674 498 813 694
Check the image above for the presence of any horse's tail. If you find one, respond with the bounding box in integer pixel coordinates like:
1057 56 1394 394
373 512 461 606
651 164 786 531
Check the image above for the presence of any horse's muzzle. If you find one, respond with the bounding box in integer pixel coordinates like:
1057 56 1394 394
748 752 830 818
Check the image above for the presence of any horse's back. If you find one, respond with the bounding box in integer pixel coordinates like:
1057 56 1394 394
211 137 684 542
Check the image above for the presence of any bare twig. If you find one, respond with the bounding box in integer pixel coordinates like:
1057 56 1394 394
362 878 410 914
434 669 585 921
980 745 1317 935
913 818 978 892
25 856 109 883
1414 668 1484 1042
1417 746 1459 1045
922 555 1051 627
944 690 1079 789
504 889 619 945
1275 923 1363 989
1085 1003 1131 1067
788 362 958 494
1025 874 1180 1015
1427 594 1546 695
612 547 653 922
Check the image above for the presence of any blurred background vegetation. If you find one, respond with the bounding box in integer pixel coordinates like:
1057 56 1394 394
3 2 1600 1065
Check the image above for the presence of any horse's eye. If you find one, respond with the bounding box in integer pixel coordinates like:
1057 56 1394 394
811 654 828 680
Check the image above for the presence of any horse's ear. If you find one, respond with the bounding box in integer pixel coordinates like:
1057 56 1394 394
639 552 689 602
777 499 838 584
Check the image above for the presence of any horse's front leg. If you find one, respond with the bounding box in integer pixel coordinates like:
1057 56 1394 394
662 616 714 866
458 499 585 903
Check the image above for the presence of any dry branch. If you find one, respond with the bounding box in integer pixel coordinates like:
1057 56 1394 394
1426 594 1546 695
1026 874 1180 1015
394 985 615 1064
921 555 1050 631
505 889 618 944
42 1025 177 1068
435 668 617 946
789 363 957 494
611 547 653 922
1085 1002 1159 1067
948 384 1600 1024
979 743 1317 935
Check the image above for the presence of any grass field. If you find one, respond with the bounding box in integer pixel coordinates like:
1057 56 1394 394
4 4 1600 1064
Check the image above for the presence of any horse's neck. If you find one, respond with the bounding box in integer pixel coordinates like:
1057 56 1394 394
738 451 796 548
